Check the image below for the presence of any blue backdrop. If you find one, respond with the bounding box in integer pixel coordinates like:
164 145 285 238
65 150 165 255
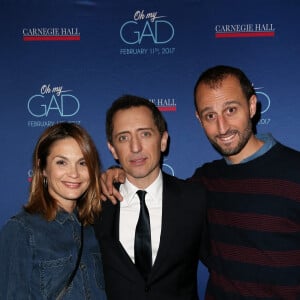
1 1 300 297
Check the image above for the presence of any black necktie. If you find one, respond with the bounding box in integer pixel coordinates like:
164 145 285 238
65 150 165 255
134 190 152 280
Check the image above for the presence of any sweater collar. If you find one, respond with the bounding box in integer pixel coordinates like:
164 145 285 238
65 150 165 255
225 133 277 165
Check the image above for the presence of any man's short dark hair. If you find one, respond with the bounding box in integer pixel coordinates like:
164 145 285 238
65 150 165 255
193 65 256 111
106 94 167 144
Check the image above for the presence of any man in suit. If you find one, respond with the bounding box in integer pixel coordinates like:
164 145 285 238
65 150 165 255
94 94 208 300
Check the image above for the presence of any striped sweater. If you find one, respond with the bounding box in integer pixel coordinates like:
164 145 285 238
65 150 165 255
192 142 300 299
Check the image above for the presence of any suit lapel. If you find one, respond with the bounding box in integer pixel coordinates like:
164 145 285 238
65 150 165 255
101 201 141 279
149 173 181 279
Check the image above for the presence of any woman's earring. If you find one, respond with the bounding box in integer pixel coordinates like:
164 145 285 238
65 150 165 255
43 177 48 189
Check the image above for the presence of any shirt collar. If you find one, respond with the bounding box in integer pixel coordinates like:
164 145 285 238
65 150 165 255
55 209 80 225
120 170 163 207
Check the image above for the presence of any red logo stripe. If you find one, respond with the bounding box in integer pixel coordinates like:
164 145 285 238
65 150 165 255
215 31 275 38
23 36 80 41
158 106 176 111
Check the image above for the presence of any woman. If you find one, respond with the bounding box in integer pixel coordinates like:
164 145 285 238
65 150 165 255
0 122 107 299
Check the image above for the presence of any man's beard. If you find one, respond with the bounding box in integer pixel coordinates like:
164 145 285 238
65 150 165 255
208 119 253 157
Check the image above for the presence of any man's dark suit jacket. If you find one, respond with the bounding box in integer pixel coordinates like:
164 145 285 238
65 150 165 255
94 172 208 300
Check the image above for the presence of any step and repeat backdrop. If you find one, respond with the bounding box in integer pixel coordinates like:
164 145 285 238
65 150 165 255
1 0 300 296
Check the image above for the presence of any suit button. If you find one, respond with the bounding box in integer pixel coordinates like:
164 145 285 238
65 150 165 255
145 286 150 292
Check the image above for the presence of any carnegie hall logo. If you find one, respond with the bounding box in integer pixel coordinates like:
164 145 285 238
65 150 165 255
22 27 80 41
149 97 177 112
27 83 81 127
119 10 175 56
215 23 275 38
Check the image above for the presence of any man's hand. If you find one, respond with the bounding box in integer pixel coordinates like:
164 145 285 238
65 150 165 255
100 167 126 204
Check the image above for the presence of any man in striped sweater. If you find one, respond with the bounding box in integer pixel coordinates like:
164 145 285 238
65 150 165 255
193 65 300 299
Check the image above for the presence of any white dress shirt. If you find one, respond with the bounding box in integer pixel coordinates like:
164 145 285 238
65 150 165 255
119 171 163 265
